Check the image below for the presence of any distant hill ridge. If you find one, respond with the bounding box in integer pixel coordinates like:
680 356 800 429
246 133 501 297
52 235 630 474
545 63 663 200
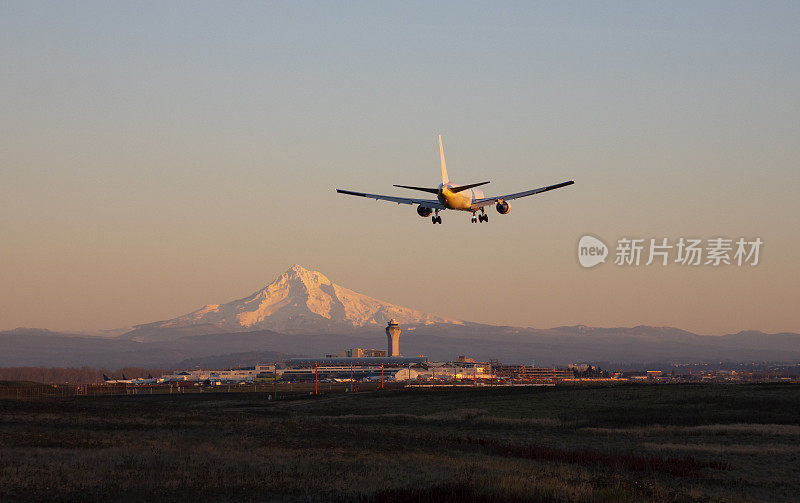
2 325 800 369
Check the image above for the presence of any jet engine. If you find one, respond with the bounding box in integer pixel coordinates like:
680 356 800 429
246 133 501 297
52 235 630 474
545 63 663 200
496 200 510 214
417 206 433 217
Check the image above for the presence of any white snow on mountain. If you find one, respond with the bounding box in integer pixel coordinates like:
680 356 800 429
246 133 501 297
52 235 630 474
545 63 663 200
130 265 461 336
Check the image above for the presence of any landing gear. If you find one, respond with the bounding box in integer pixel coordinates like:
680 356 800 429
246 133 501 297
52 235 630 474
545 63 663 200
478 214 488 223
431 212 442 224
471 213 477 223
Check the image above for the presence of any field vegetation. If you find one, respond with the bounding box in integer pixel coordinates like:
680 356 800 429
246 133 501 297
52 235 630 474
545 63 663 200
0 383 798 502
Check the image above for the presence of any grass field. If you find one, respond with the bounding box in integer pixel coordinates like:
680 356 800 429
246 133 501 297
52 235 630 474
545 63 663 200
0 383 798 502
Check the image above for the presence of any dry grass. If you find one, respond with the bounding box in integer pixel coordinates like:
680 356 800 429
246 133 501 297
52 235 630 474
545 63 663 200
315 407 491 422
0 384 798 502
642 443 800 454
582 423 800 437
318 408 564 427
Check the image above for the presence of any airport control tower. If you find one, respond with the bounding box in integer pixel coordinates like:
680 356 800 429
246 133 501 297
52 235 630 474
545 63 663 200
385 319 401 357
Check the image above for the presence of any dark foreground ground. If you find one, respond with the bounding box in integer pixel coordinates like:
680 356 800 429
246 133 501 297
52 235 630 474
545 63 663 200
0 384 798 502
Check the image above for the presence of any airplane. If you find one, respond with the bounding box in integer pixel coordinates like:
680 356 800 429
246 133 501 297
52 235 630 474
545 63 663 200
336 135 574 224
102 373 159 385
101 373 132 384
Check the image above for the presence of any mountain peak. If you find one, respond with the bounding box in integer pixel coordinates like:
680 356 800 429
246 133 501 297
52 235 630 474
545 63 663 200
285 264 313 276
125 265 461 341
279 264 331 288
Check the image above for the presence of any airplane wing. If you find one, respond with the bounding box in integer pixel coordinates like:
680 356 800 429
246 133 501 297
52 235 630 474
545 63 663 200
470 180 574 209
336 189 446 209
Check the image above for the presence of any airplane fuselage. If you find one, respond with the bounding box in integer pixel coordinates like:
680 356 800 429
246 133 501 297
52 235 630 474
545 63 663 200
437 182 485 211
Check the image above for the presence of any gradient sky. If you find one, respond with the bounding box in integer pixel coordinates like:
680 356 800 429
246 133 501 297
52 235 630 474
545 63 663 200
2 2 799 335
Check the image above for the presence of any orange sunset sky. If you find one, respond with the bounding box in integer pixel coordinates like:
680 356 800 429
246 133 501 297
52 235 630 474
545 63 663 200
2 2 799 335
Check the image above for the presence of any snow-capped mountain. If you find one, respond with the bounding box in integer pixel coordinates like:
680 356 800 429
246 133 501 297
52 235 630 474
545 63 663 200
124 265 461 341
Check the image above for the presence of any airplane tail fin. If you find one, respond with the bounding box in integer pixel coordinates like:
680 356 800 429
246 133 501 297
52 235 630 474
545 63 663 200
439 135 449 184
102 373 110 382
